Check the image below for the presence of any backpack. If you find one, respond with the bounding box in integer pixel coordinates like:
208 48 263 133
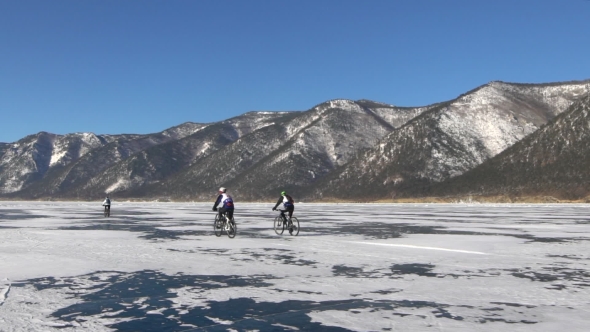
223 195 234 208
286 194 294 204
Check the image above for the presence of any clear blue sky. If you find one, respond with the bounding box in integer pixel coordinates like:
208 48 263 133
1 0 589 143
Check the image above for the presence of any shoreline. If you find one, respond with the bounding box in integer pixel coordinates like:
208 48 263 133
1 195 589 204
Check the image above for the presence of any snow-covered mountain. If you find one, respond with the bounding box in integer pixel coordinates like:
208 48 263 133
307 80 590 200
0 132 124 194
427 93 590 200
0 124 203 197
72 111 291 199
1 79 589 201
3 113 288 199
140 99 429 200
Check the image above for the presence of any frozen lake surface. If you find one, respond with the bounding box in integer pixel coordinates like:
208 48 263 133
1 202 589 331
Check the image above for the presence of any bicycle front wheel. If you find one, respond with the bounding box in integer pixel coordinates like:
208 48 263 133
288 217 300 236
227 219 237 238
214 215 222 237
274 216 285 235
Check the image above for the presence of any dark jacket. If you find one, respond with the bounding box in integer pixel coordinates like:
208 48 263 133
273 194 294 210
213 193 234 210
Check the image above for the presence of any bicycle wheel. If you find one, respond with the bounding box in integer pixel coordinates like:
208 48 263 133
227 219 237 238
214 215 223 237
288 217 300 236
274 216 285 235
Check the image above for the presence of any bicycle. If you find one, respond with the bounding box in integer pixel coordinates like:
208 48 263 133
103 206 110 217
214 212 237 238
273 213 299 236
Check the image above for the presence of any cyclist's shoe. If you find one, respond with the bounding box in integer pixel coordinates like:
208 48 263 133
289 227 293 234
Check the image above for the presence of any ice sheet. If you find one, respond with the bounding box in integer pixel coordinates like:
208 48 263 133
0 202 589 331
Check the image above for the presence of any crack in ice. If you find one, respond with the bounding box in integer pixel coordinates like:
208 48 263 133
0 283 10 306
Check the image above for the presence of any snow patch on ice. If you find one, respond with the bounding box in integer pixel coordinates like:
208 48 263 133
352 241 489 255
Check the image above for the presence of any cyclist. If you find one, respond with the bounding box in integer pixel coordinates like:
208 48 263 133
272 190 294 223
102 196 111 214
212 187 234 221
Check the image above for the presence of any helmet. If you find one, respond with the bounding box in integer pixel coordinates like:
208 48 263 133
219 187 227 193
281 191 286 196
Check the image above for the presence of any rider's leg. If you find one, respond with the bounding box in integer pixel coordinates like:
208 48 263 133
284 206 293 233
218 207 228 229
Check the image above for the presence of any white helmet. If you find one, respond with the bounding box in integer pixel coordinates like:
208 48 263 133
219 187 226 193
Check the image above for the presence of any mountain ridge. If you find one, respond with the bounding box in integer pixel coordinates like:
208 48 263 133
2 79 589 202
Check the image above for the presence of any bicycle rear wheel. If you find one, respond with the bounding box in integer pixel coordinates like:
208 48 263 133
214 215 223 237
274 216 285 235
227 219 237 238
288 217 300 236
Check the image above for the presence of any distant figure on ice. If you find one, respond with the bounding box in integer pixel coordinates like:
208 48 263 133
272 190 295 222
212 187 234 220
102 196 111 216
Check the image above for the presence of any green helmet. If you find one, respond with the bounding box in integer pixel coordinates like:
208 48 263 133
281 191 286 196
